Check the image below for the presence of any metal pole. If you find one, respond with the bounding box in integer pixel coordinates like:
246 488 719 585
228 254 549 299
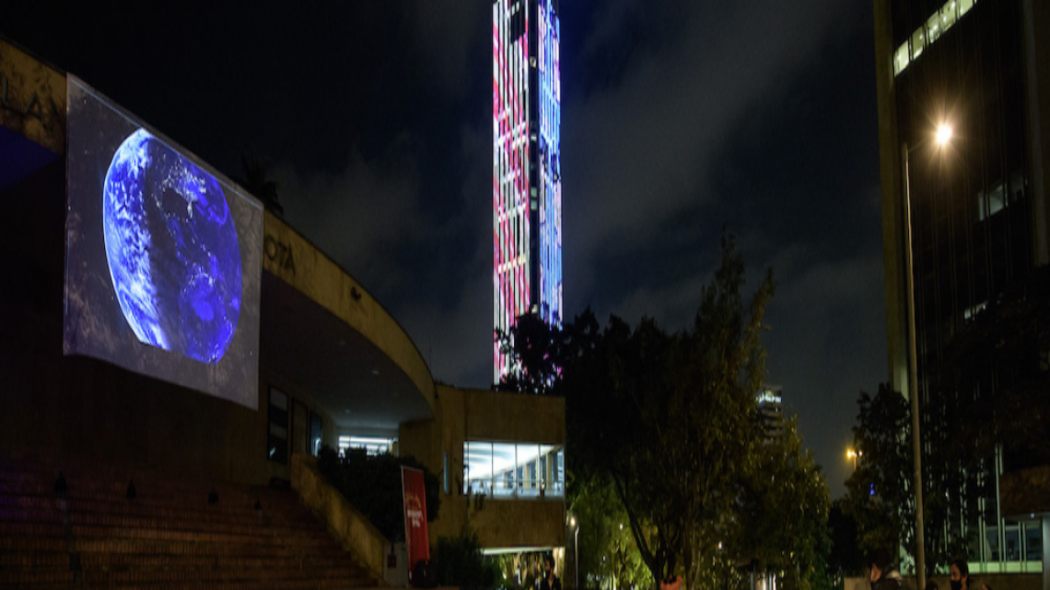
902 141 927 590
1041 516 1049 590
575 525 581 590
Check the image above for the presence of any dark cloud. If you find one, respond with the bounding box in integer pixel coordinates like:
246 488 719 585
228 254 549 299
410 4 489 99
558 0 883 494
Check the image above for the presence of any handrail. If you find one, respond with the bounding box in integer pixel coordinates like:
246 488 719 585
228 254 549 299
290 453 390 584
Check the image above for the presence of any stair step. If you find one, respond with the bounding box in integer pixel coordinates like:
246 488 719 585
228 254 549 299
0 462 380 589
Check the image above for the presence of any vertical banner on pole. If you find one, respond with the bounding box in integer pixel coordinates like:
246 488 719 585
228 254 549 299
401 465 430 581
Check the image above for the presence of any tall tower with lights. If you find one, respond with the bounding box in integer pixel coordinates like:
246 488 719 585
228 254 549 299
492 0 562 381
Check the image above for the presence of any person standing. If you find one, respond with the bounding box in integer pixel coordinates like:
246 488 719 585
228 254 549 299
867 550 903 590
540 556 561 590
949 559 970 590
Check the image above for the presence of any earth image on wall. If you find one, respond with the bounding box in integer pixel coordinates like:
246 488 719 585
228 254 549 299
102 128 242 364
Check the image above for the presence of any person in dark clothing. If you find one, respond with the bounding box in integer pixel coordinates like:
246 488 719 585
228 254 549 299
539 556 561 590
949 559 970 590
867 550 902 589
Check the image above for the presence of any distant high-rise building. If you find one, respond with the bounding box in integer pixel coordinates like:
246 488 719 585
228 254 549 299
875 0 1050 572
756 386 785 442
492 0 562 381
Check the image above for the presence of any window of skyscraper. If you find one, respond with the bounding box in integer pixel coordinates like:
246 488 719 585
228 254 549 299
910 28 926 61
894 0 979 77
926 13 943 44
894 43 910 76
978 182 1007 222
940 2 958 29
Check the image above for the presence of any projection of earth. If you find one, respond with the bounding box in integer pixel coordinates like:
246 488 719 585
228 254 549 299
102 129 242 363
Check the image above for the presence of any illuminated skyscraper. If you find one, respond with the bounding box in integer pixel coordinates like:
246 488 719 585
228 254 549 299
755 386 784 442
493 0 562 381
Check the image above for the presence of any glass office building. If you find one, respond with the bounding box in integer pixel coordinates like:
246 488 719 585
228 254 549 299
875 0 1050 574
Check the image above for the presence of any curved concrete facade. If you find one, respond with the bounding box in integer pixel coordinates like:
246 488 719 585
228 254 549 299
1 37 565 554
262 212 436 418
0 38 436 483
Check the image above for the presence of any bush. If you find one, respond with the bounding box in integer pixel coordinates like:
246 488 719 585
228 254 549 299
316 446 441 542
432 528 498 590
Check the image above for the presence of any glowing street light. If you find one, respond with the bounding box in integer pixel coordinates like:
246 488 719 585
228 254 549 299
900 118 954 590
846 447 861 470
935 123 954 147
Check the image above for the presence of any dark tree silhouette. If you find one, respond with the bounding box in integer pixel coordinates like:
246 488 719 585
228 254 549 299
238 155 283 215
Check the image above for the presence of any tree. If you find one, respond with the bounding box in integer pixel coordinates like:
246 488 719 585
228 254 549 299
825 499 864 586
570 475 650 590
239 154 283 215
939 264 1050 470
565 236 777 588
500 236 832 590
317 446 440 542
734 419 830 590
495 311 566 394
841 268 1050 576
841 384 912 565
432 527 499 590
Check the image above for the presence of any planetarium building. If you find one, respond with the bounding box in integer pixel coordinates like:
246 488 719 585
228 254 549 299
0 39 565 588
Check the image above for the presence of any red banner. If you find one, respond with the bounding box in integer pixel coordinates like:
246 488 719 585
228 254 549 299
401 466 430 577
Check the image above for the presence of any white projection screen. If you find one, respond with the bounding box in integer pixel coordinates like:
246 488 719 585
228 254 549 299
64 76 262 409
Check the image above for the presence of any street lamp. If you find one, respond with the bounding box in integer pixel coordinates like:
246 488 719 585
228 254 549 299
846 447 859 470
935 123 953 147
900 120 953 590
571 514 579 587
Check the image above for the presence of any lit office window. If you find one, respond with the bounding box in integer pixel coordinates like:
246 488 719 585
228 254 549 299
493 442 517 496
309 412 323 457
986 525 1002 561
895 0 979 77
894 43 910 76
338 435 395 456
926 13 943 44
963 301 987 322
267 388 289 464
1025 520 1043 562
940 2 958 30
443 453 450 495
910 28 926 61
465 441 494 495
978 182 1006 221
463 441 565 499
1004 522 1022 561
555 448 564 494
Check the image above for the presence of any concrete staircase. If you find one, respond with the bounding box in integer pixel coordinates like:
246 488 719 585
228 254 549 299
0 461 380 589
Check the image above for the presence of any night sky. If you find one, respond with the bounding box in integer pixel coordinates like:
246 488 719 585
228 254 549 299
4 1 884 496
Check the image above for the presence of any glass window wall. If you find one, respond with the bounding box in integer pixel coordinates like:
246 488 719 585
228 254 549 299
893 0 980 77
464 441 565 499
